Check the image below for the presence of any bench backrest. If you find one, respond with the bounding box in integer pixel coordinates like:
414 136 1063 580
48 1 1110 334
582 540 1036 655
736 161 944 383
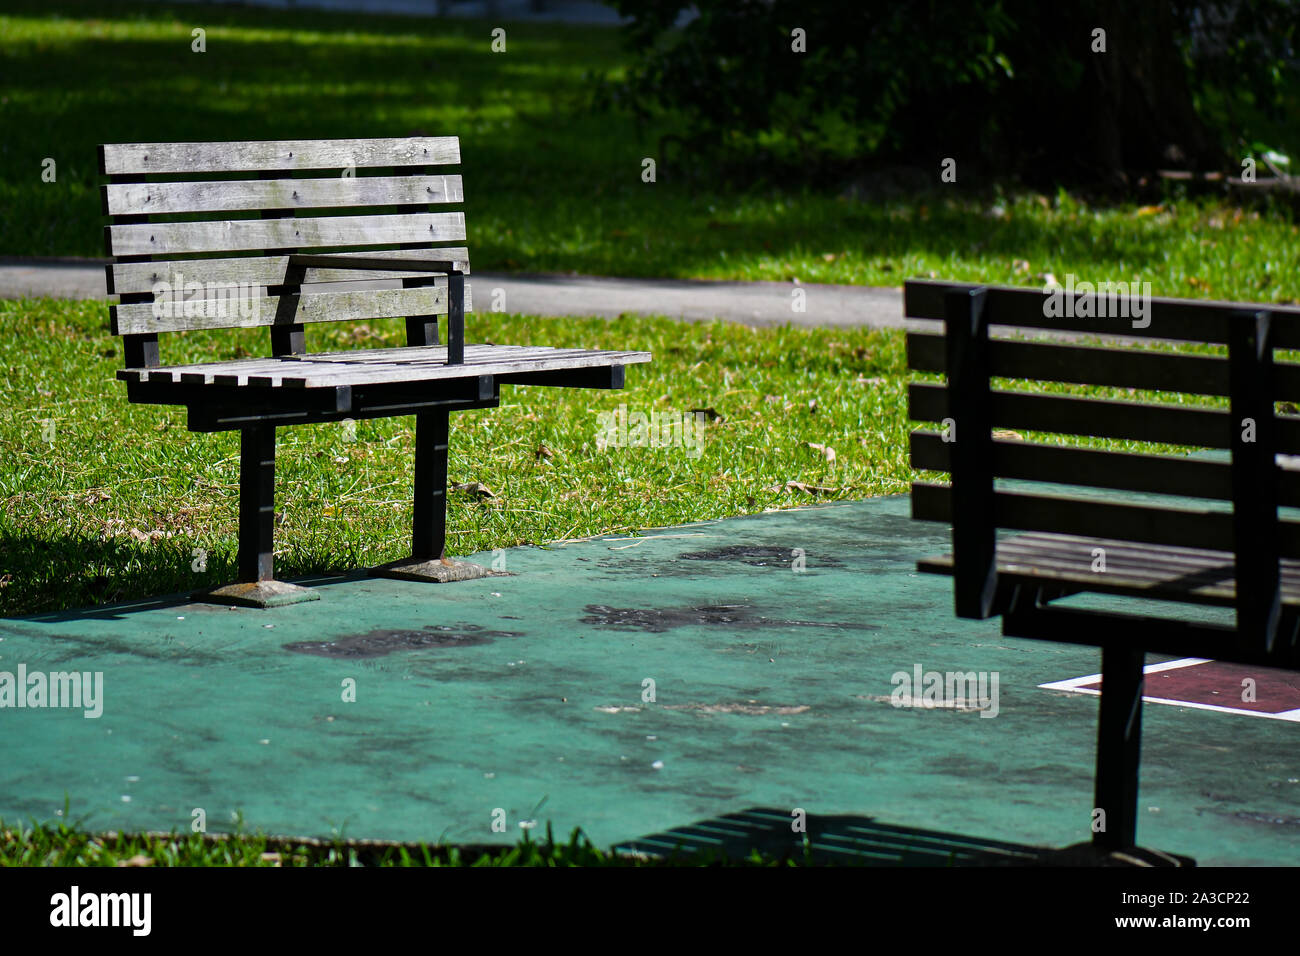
905 278 1300 646
100 137 470 366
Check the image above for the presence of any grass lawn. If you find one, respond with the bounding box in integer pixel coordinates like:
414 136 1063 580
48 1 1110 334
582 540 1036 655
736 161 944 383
0 296 913 616
1 817 785 866
1 0 1298 300
0 294 1250 618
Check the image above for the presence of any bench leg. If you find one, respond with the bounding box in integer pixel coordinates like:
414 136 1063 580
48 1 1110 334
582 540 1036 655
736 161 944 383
192 424 318 608
239 424 277 583
370 410 492 583
412 409 449 562
1093 646 1145 851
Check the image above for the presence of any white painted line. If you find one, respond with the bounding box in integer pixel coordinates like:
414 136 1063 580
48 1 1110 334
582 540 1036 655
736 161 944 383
1039 658 1300 722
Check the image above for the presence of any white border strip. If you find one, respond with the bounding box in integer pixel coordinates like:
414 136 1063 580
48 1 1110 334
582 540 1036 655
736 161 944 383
1039 658 1300 723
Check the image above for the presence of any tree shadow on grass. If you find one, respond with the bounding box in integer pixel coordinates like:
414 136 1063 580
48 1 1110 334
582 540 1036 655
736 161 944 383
0 0 1177 282
0 530 349 620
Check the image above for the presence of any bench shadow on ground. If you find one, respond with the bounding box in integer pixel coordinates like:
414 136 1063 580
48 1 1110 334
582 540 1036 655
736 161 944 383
615 807 1193 867
0 531 351 623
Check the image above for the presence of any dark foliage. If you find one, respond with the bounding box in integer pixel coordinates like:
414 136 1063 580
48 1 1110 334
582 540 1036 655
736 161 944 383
602 0 1299 187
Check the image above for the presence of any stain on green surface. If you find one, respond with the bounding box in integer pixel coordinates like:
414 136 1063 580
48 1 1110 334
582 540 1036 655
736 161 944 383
284 626 525 659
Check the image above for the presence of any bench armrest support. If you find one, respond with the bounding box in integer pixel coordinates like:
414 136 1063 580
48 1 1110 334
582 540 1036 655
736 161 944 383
283 255 465 365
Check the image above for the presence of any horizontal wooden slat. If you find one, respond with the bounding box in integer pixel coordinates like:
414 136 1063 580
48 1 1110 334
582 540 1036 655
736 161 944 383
111 284 472 334
918 533 1300 610
108 248 471 295
909 430 1300 507
908 332 1300 401
107 212 466 256
908 382 1300 451
100 138 460 175
117 344 652 388
104 175 464 216
911 482 1300 557
904 278 1300 349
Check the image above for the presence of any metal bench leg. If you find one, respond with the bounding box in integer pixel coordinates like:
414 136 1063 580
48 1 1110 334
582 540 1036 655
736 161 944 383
1093 646 1145 851
192 424 319 608
239 424 277 583
370 410 491 583
412 410 449 562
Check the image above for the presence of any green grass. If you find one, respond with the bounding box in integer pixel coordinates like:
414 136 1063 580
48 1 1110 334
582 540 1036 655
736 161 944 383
0 815 805 866
1 0 1299 301
0 297 912 616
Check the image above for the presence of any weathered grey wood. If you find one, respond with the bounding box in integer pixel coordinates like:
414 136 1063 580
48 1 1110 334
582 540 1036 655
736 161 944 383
907 382 1300 450
104 175 464 216
918 533 1300 608
911 481 1300 557
909 430 1300 507
124 345 652 388
908 331 1300 400
905 278 1300 348
112 284 473 334
109 248 471 295
108 212 466 257
251 348 651 389
101 137 461 175
117 342 535 380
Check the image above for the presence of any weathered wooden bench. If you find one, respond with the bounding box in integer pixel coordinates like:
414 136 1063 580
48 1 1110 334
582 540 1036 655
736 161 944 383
905 277 1300 856
101 137 650 607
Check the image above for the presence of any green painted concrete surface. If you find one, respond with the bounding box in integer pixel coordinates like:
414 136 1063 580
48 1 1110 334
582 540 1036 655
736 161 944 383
1 498 1296 864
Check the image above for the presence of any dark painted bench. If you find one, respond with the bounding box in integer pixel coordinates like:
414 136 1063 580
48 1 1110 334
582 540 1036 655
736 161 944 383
101 137 650 607
905 277 1300 856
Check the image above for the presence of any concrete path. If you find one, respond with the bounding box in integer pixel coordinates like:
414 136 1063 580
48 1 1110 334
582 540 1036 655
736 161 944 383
0 257 911 330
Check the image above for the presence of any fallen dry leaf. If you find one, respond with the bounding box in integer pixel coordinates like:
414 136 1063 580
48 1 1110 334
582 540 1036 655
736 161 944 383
115 854 154 868
769 480 838 495
806 442 837 464
992 429 1024 440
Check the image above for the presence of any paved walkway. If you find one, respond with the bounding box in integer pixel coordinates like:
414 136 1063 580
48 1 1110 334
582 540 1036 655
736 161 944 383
0 257 910 330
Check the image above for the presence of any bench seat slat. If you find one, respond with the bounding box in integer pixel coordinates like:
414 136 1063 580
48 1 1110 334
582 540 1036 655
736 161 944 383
918 532 1300 608
100 137 461 175
111 283 472 334
121 344 651 388
108 249 471 295
117 344 549 384
107 212 466 257
104 175 464 216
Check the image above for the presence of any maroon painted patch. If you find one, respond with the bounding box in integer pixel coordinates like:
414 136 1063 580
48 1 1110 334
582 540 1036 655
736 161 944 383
1076 661 1300 716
